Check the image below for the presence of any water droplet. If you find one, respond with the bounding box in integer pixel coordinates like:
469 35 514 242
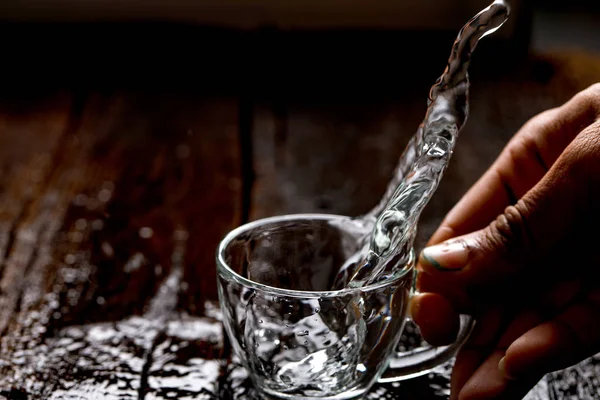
296 330 309 337
62 268 76 283
98 188 112 202
139 227 153 239
101 242 114 257
96 296 105 305
283 345 288 350
323 340 331 346
64 254 76 265
124 253 145 273
315 308 320 313
259 319 263 324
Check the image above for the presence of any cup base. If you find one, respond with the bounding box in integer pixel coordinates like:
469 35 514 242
258 385 369 400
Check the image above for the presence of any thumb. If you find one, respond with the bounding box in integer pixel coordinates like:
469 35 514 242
418 124 600 299
420 198 542 285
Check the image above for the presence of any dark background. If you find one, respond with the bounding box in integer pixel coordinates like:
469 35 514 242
0 0 598 97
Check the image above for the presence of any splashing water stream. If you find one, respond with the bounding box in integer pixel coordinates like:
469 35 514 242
335 0 510 289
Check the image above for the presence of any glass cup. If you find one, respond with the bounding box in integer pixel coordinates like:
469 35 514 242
217 214 473 399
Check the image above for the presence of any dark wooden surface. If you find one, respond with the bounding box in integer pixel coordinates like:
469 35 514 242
0 23 599 399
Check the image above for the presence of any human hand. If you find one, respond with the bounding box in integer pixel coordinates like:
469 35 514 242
410 83 600 399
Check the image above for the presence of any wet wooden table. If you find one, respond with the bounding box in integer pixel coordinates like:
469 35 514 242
0 24 599 399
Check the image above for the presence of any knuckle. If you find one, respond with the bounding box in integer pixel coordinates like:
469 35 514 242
521 109 558 134
585 82 600 98
521 83 600 141
574 83 600 117
508 135 544 167
485 200 535 259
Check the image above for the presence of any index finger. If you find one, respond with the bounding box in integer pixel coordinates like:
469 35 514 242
428 83 600 246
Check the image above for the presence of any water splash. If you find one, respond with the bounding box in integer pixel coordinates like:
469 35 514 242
341 0 510 288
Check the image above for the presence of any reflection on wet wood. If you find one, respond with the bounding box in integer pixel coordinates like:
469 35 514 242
0 93 240 398
0 50 599 399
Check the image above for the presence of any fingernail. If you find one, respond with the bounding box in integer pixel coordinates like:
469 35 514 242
421 240 469 271
498 356 517 380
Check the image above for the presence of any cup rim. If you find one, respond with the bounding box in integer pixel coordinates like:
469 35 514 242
217 213 414 297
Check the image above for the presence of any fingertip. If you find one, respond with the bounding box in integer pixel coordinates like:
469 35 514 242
410 292 460 346
459 356 541 400
421 241 470 271
458 351 507 400
498 356 517 381
501 340 531 381
503 321 574 380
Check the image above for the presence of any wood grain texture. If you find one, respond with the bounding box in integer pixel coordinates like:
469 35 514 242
0 92 241 398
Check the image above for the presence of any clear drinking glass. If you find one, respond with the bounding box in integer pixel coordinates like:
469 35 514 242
217 214 473 400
